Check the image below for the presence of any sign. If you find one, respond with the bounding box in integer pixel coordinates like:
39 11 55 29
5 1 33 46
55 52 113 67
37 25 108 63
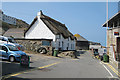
20 55 30 67
114 32 119 35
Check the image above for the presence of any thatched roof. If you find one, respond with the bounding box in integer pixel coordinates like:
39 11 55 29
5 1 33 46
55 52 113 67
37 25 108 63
25 11 75 40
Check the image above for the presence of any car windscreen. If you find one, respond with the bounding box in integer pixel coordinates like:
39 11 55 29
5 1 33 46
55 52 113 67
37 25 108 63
7 45 19 51
8 38 15 43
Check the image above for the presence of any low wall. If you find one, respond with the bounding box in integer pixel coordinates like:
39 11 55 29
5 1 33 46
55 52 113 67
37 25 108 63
58 51 78 58
15 38 53 55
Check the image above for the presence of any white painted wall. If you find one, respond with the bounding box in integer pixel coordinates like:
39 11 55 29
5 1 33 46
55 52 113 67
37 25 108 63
89 45 101 49
25 17 55 41
53 35 76 50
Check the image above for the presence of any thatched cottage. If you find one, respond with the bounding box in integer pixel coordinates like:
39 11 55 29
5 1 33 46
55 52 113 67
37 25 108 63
24 11 76 50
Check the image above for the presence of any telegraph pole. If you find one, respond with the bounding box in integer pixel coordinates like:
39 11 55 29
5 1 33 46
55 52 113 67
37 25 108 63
106 0 109 55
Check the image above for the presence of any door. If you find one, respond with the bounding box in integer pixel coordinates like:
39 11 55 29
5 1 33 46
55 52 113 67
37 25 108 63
1 46 8 59
117 37 120 61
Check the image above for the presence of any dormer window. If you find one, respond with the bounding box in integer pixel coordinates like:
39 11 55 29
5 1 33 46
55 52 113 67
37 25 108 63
59 35 61 39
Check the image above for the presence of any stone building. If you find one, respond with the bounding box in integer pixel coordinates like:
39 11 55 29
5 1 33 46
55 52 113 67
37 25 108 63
102 11 120 68
24 11 76 51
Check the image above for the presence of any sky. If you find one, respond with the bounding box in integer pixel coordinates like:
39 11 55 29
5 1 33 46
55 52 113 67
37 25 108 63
2 2 119 46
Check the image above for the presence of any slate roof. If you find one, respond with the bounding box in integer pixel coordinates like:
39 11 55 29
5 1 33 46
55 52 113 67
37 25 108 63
25 11 75 40
102 11 120 27
74 34 88 41
3 28 25 38
89 41 101 45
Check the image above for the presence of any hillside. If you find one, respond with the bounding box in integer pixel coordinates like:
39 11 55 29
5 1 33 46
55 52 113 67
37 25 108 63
16 19 29 28
2 19 29 34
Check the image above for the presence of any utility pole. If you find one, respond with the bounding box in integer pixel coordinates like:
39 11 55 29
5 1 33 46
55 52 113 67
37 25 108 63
106 0 109 55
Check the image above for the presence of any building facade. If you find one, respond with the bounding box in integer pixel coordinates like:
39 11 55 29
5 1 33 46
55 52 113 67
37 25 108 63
0 10 16 25
103 11 120 68
74 34 89 50
25 11 76 50
89 41 104 53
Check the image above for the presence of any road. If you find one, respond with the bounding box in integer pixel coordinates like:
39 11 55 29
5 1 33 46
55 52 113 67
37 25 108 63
1 51 120 80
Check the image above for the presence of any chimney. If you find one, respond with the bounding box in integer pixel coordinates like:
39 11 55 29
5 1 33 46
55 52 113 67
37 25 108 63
37 10 43 17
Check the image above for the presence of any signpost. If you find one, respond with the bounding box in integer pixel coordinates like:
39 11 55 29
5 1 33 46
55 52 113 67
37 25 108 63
20 55 30 67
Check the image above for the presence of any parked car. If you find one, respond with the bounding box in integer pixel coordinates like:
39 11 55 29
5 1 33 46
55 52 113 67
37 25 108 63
7 37 24 51
0 44 27 62
0 36 24 51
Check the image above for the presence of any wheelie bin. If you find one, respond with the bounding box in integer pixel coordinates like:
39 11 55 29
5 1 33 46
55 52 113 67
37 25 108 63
103 54 109 62
53 49 59 57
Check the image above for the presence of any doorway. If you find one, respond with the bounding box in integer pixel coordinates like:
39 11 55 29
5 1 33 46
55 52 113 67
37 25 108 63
117 37 120 62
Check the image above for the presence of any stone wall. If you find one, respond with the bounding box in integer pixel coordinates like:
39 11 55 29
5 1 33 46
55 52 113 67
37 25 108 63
15 39 53 55
58 51 78 59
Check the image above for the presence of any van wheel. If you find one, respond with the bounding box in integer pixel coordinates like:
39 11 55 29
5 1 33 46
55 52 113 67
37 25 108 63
9 56 15 62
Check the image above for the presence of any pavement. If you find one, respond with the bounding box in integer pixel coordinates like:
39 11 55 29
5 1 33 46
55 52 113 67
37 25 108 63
1 50 120 80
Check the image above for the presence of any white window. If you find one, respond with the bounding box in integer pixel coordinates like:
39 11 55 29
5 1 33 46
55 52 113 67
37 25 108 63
59 42 60 47
68 43 69 47
59 35 61 39
62 41 64 47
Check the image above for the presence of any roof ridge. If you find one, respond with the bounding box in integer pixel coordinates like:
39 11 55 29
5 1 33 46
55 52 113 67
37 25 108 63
41 13 67 29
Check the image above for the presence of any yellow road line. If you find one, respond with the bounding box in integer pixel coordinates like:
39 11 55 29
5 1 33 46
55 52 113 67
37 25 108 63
38 62 60 69
1 62 60 79
107 64 120 77
101 61 120 77
107 64 120 74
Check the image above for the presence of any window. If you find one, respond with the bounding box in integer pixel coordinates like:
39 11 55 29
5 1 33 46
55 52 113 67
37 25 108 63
71 44 72 49
59 42 60 47
2 46 8 51
72 44 74 49
62 41 64 47
59 35 61 39
7 45 18 51
42 41 50 46
68 43 69 47
0 45 2 50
